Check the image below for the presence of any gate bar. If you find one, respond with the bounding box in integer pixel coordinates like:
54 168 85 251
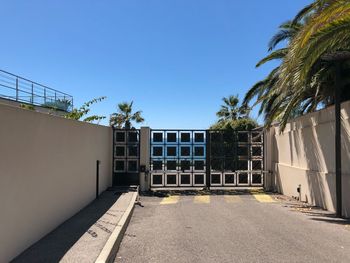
205 130 211 189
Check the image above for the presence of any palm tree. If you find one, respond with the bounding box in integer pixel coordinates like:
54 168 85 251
244 0 350 131
279 0 350 91
212 95 256 130
216 95 248 122
109 101 144 129
270 0 350 129
242 20 303 119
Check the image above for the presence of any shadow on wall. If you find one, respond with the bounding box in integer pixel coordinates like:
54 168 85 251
304 113 350 213
273 102 350 215
301 117 332 209
270 129 282 193
341 115 350 216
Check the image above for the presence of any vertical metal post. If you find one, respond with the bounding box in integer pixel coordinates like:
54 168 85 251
262 130 266 189
335 62 342 217
191 130 194 187
234 130 238 184
206 130 211 189
248 131 251 186
16 78 19 101
44 88 47 103
96 160 100 199
112 128 116 186
31 83 34 104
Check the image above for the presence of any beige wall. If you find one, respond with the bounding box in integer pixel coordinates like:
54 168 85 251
0 103 113 262
268 101 350 217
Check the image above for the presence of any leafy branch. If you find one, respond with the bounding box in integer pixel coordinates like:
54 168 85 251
65 96 107 123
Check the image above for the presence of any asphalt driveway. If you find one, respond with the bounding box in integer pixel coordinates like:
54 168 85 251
116 191 350 263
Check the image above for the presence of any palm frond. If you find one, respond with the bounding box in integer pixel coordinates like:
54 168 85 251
256 48 288 67
111 101 144 128
292 2 317 25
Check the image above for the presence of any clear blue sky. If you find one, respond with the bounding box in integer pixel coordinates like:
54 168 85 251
0 0 311 128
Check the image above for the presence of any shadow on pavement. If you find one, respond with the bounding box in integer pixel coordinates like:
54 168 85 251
12 191 120 263
279 198 350 224
310 217 350 226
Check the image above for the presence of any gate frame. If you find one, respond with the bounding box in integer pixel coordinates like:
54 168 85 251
112 128 141 186
148 128 265 189
111 127 268 189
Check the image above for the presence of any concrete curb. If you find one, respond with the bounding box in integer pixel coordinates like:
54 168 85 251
95 188 139 263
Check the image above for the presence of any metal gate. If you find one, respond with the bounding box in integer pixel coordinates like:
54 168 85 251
150 129 264 188
112 128 140 186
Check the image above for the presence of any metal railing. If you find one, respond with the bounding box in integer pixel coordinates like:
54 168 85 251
0 69 73 112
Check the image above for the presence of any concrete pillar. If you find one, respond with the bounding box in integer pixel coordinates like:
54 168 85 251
139 127 151 192
264 127 275 191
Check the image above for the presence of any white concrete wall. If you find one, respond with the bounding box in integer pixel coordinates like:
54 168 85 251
0 103 113 262
268 101 350 217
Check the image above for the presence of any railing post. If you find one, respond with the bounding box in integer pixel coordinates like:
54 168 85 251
16 77 19 101
44 88 46 104
31 83 34 104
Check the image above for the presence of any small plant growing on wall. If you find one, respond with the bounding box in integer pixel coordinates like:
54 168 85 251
20 103 35 111
65 97 106 123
